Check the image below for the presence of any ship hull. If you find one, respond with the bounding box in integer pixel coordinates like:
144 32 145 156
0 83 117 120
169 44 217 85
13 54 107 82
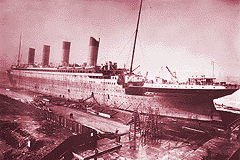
126 86 238 100
7 69 237 118
217 110 240 127
213 102 240 126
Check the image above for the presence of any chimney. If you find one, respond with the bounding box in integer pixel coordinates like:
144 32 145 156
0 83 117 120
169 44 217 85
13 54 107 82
62 41 71 66
42 45 50 67
28 48 35 65
87 37 100 66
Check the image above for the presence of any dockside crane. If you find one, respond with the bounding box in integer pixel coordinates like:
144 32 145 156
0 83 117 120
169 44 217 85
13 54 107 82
166 66 178 83
132 65 140 73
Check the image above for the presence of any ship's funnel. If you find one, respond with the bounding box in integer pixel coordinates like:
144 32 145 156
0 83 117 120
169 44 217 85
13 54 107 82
62 41 71 66
28 48 35 65
42 45 50 67
87 37 100 66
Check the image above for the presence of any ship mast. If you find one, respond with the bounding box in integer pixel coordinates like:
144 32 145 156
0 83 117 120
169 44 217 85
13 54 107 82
130 0 143 75
211 61 214 77
17 35 22 66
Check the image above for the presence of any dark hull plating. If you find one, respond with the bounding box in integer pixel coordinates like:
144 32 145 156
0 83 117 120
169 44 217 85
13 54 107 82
126 86 238 100
7 69 238 119
217 110 240 127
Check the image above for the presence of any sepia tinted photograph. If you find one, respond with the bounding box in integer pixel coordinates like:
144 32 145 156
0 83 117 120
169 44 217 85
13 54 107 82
1 0 240 159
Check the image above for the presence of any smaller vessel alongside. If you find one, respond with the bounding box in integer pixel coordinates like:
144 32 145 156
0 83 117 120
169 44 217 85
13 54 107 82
213 91 240 126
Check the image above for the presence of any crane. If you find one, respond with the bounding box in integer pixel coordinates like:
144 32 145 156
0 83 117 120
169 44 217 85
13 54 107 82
132 65 140 73
166 66 178 83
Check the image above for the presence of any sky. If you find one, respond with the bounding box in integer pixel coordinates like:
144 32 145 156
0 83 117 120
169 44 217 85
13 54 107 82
1 0 240 82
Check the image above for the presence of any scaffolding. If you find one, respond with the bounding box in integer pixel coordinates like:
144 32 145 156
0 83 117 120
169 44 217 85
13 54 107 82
129 106 163 149
129 107 141 150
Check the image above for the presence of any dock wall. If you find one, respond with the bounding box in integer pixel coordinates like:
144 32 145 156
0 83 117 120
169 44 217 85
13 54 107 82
36 107 96 134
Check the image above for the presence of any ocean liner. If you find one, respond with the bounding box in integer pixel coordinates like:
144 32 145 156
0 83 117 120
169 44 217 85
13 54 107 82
6 0 238 115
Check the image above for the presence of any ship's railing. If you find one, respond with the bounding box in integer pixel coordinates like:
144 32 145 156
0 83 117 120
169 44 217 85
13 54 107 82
214 103 240 113
145 81 238 88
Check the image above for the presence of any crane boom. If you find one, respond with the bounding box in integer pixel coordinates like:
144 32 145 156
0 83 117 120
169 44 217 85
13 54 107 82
132 65 140 73
166 66 178 82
